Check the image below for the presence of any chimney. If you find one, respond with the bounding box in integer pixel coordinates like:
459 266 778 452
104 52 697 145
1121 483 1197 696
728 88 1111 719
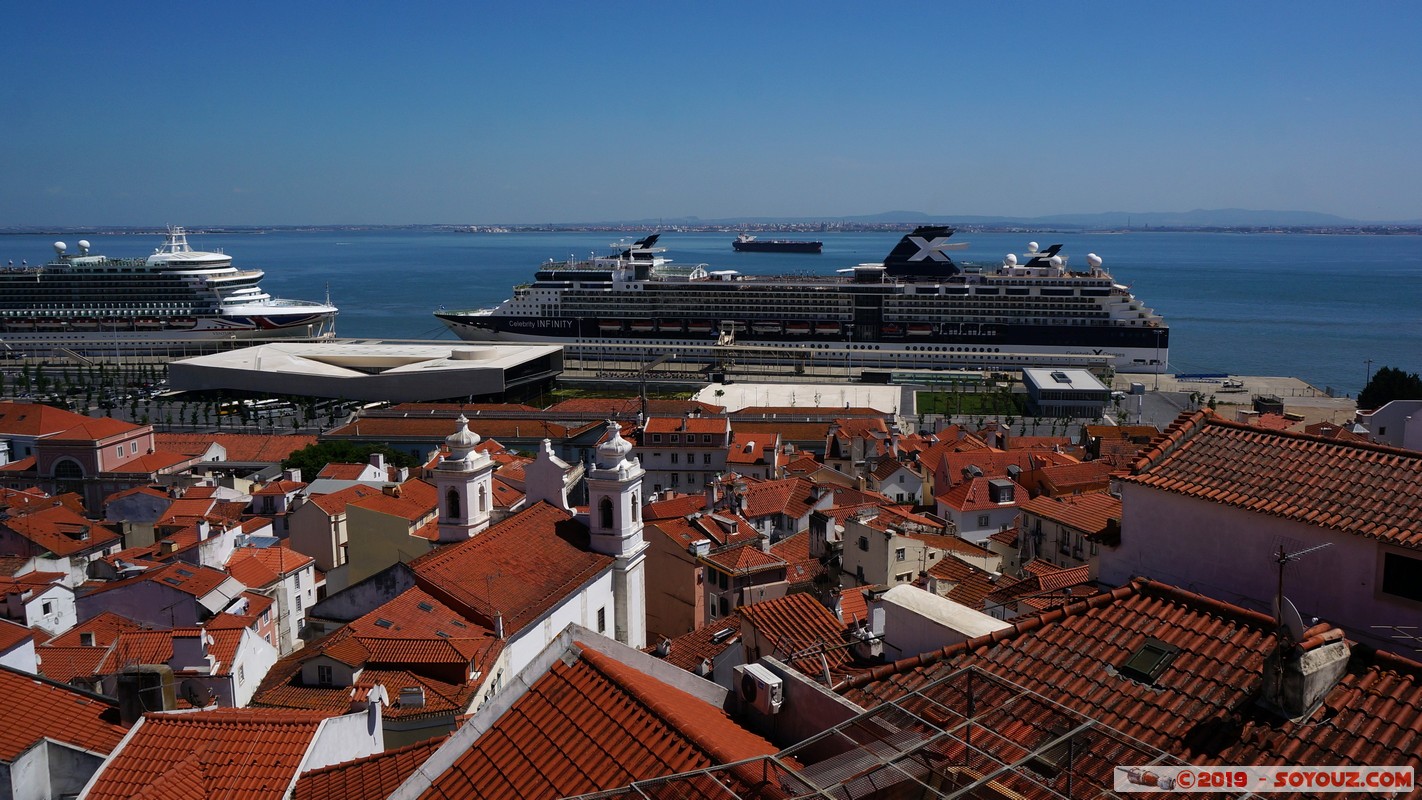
158 539 176 556
706 481 720 511
196 519 210 541
397 467 410 482
689 538 712 558
758 535 771 553
695 658 713 677
117 665 177 725
369 452 387 473
282 468 302 483
493 611 505 640
1260 622 1350 720
654 637 672 658
383 484 402 498
398 686 426 708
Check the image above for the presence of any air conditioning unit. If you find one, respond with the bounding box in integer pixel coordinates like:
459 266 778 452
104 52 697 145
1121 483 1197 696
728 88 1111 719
734 663 783 715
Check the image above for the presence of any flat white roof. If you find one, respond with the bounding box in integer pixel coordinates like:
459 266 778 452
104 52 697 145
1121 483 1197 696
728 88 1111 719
693 382 901 414
1022 367 1107 391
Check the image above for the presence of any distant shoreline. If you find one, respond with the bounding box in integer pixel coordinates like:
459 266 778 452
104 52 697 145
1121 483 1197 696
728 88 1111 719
2 224 1419 236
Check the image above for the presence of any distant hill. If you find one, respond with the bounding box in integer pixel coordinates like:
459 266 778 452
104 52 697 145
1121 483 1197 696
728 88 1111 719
603 209 1420 228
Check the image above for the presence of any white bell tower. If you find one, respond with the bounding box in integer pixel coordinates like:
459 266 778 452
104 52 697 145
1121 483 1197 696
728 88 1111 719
432 414 495 542
584 420 647 648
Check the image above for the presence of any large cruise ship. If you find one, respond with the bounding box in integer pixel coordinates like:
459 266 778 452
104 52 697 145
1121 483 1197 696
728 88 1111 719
0 227 337 354
435 226 1168 374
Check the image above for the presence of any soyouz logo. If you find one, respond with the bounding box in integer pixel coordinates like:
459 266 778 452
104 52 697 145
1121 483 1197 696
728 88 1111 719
1114 766 1414 793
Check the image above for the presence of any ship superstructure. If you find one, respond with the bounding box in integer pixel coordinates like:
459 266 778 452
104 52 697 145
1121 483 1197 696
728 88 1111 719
435 226 1168 374
0 227 337 353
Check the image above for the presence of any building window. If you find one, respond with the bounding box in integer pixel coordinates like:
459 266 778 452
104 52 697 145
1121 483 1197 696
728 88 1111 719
42 601 53 615
317 665 333 686
295 571 301 589
718 571 728 590
599 497 614 529
478 485 487 513
858 536 869 552
447 489 461 519
79 632 95 646
671 434 680 443
703 453 712 464
596 607 606 633
896 572 912 583
718 597 729 616
115 445 125 458
652 434 661 443
895 548 906 562
702 434 711 444
1382 552 1422 603
977 514 990 527
671 473 680 486
238 665 245 685
671 452 679 464
130 442 138 455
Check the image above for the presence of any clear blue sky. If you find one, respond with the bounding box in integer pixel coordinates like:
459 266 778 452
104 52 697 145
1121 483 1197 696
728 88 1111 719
3 1 1419 225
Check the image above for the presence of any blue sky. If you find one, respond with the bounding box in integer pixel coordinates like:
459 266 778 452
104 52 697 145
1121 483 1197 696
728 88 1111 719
3 1 1419 225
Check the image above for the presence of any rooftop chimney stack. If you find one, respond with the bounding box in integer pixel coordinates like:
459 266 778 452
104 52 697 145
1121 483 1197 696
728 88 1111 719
1260 621 1350 720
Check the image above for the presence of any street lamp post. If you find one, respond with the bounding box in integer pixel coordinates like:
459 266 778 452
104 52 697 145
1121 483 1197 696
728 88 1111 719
1364 358 1374 392
1153 329 1163 391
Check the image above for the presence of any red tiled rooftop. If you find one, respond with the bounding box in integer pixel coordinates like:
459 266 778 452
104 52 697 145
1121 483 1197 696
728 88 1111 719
1125 410 1422 548
935 477 1027 512
838 578 1422 777
409 503 613 636
348 480 438 521
642 416 729 435
0 618 31 652
307 483 385 515
83 708 330 800
0 401 95 436
0 665 127 761
647 619 742 672
3 502 120 556
701 541 784 574
415 643 777 799
1018 492 1122 535
50 416 145 441
739 593 853 679
293 735 446 800
317 462 374 480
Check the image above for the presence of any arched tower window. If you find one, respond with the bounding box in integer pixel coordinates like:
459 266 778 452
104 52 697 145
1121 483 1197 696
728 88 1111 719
478 485 487 513
631 492 640 522
53 459 84 495
599 497 614 530
446 489 461 519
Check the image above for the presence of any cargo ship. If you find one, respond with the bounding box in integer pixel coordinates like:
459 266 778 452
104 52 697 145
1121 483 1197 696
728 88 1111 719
732 234 823 253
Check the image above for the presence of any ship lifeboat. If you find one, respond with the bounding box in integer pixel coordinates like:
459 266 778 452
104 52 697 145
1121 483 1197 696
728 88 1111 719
36 317 65 331
785 321 811 336
135 317 163 329
814 321 841 335
69 317 101 331
628 319 656 332
8 317 36 331
881 323 904 337
687 320 714 334
908 323 934 336
658 319 684 333
751 321 782 335
167 317 199 330
598 319 622 332
100 317 126 329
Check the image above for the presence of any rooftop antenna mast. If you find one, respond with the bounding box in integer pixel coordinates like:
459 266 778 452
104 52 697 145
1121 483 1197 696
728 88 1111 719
1272 542 1330 639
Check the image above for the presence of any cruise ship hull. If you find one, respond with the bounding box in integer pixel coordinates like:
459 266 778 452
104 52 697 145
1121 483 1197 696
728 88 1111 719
435 228 1170 375
436 311 1168 373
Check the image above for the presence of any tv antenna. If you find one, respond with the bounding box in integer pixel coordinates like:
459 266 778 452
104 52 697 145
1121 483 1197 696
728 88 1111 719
1272 542 1330 640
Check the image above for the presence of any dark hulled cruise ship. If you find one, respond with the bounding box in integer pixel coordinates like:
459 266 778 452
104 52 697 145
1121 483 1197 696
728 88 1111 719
435 226 1168 374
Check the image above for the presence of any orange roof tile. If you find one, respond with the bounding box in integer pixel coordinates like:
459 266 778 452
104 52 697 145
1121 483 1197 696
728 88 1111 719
293 736 446 800
50 416 145 441
416 643 777 799
317 462 373 479
36 644 109 682
1125 410 1422 549
3 502 120 556
642 493 706 521
770 530 824 587
83 708 330 800
1018 492 1122 535
348 480 437 522
0 664 127 761
0 401 96 436
838 578 1422 780
307 483 385 515
647 620 742 672
409 503 613 636
739 593 855 679
935 477 1027 513
702 541 784 574
0 618 31 652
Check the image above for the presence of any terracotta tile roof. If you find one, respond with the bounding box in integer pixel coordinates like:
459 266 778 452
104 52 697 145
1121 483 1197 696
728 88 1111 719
2 502 120 556
409 503 613 636
208 433 319 463
0 618 31 652
328 417 571 440
643 492 706 521
771 531 824 588
836 585 872 624
85 561 233 600
934 447 1078 487
36 643 109 683
317 462 373 480
348 480 438 521
0 664 127 761
739 593 853 679
935 476 1027 513
702 541 784 574
1030 459 1116 493
1303 420 1370 442
49 416 145 441
83 708 330 800
647 620 742 672
923 556 999 609
110 450 192 475
226 546 311 589
642 416 729 435
0 401 95 436
307 483 385 515
416 643 777 799
1086 424 1160 441
386 402 543 415
733 420 833 444
838 578 1422 779
988 526 1020 547
153 496 217 526
254 662 477 721
741 477 817 519
47 610 146 647
253 479 307 496
0 456 36 473
1018 492 1122 535
543 398 723 417
1002 434 1073 451
1125 410 1422 549
725 437 776 465
293 735 446 800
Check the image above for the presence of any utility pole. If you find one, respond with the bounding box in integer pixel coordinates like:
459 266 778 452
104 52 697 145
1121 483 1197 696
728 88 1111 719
1364 358 1374 391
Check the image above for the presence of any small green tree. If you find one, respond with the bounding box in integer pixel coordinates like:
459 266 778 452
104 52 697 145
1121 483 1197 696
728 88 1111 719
1358 366 1422 411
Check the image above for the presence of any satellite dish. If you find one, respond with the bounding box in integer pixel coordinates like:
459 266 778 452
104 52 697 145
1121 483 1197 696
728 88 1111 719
180 678 214 708
1273 595 1307 641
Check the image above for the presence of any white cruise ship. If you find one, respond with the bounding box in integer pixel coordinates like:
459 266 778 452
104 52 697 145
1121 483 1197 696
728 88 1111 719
435 226 1169 374
0 227 337 353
